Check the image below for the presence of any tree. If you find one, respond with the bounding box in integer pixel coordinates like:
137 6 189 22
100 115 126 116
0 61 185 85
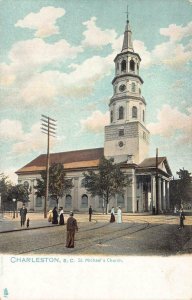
82 157 131 214
34 163 73 206
170 168 192 208
0 173 12 210
8 184 30 203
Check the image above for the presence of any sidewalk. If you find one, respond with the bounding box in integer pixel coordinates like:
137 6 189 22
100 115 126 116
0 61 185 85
0 213 56 233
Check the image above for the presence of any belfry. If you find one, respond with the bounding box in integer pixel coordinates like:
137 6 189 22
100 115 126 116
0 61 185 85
15 15 172 214
105 15 149 164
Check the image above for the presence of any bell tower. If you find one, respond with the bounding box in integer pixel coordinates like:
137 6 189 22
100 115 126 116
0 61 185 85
104 13 150 164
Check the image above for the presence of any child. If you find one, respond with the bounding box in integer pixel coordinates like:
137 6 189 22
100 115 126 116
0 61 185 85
26 218 30 228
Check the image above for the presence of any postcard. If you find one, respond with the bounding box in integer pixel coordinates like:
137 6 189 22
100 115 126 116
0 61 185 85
0 0 192 299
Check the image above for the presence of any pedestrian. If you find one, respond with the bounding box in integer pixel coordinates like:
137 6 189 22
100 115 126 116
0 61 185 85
59 207 64 225
66 211 78 248
52 207 58 224
110 206 115 223
20 203 27 227
48 209 53 222
178 208 185 230
117 206 122 224
89 205 93 222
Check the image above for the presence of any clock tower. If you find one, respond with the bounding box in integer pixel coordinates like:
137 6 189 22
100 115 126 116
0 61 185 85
104 16 150 164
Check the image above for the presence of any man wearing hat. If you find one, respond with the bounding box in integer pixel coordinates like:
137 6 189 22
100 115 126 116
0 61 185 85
66 211 78 248
20 203 27 227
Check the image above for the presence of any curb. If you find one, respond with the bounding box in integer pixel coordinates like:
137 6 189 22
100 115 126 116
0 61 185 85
0 224 61 234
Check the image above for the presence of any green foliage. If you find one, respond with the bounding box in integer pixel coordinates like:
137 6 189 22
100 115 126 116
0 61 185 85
8 184 30 203
34 163 73 201
83 157 131 213
0 173 12 204
170 168 192 208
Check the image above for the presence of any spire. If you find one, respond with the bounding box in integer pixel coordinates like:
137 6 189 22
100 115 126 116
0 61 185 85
122 5 134 52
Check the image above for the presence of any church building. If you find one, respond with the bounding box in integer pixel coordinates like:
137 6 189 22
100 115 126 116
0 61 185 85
16 16 172 213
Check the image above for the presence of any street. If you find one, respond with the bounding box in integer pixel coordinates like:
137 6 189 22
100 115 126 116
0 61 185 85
0 214 191 255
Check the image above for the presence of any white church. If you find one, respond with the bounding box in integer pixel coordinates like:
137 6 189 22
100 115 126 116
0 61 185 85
16 17 172 213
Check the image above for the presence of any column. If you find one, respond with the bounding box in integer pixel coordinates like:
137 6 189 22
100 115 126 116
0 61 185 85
158 177 162 212
166 181 170 210
73 177 79 210
162 179 166 211
151 175 156 210
131 169 136 213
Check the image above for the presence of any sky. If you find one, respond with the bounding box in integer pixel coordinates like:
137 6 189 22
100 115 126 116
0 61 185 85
0 0 192 183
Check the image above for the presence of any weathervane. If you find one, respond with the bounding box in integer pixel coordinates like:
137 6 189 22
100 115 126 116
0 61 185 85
125 4 129 23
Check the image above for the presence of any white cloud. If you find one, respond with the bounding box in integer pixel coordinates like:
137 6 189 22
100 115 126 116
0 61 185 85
11 122 56 155
147 105 192 144
152 41 192 69
0 119 24 140
160 22 192 42
80 110 109 133
82 17 117 48
9 38 83 70
133 40 152 68
15 6 65 38
16 53 114 104
4 168 18 184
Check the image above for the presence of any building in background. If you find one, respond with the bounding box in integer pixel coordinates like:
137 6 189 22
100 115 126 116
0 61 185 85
16 17 172 213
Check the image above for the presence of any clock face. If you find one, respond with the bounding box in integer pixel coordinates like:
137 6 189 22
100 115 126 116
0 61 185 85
119 84 126 92
118 141 124 147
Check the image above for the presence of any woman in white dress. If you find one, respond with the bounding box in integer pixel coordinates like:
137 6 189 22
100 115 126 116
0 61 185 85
117 206 122 223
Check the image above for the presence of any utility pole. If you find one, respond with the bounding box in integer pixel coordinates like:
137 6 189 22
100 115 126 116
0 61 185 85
41 115 56 218
156 148 159 215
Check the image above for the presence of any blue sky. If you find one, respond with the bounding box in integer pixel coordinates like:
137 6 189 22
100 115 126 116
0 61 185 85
0 0 192 182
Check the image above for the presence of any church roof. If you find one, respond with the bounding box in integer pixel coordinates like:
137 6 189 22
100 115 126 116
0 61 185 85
16 148 104 174
138 157 172 176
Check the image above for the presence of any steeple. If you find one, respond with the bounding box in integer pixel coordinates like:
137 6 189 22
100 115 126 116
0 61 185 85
122 5 134 52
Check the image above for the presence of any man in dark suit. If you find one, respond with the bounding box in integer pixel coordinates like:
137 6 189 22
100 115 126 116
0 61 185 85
66 212 78 248
20 204 27 227
89 205 93 222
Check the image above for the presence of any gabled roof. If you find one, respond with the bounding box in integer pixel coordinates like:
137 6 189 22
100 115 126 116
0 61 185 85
16 148 104 174
138 157 172 176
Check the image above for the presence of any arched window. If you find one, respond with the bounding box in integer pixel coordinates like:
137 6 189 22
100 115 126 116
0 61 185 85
143 110 145 122
130 59 135 71
36 196 42 207
110 110 113 123
132 106 137 118
117 194 125 208
81 194 88 208
117 62 119 70
65 195 72 208
121 60 126 72
119 106 124 120
131 82 136 92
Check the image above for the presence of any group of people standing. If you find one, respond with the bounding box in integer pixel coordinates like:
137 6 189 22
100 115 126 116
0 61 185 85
48 207 65 225
110 206 122 223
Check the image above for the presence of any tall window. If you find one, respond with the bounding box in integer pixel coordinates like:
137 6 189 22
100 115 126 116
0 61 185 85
119 106 124 119
81 194 88 208
132 106 137 118
143 110 145 122
110 110 113 123
121 60 126 72
131 82 136 92
36 196 42 207
117 194 125 208
119 129 124 136
65 195 72 208
130 59 135 71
